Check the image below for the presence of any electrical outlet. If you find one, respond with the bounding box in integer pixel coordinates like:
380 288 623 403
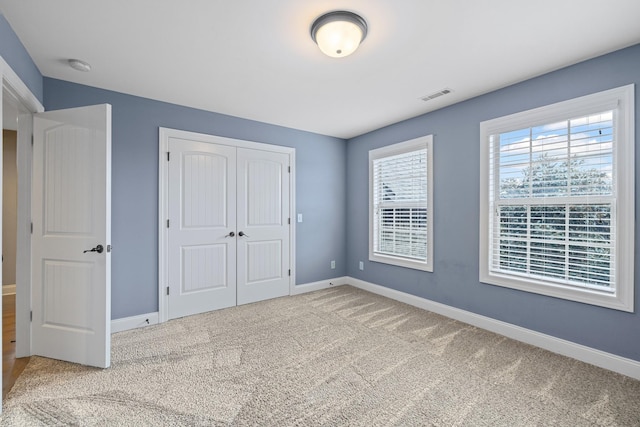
331 260 336 269
359 261 364 270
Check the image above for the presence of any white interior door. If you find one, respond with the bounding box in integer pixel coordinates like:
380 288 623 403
32 104 111 368
167 138 237 319
236 148 290 305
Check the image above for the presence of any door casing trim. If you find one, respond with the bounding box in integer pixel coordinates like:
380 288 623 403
1 55 44 364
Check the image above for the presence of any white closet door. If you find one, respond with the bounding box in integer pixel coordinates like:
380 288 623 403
167 138 237 319
236 148 290 305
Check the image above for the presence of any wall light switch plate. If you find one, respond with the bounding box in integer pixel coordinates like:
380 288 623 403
359 261 364 270
331 260 336 269
297 214 303 223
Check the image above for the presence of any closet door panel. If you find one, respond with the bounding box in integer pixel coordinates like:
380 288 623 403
167 139 237 318
236 148 290 305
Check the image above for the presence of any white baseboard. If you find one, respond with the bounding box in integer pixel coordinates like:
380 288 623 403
291 276 349 295
347 277 640 381
125 278 344 332
111 312 159 333
113 278 348 333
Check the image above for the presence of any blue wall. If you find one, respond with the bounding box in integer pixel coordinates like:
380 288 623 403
44 78 347 319
0 14 43 103
346 44 640 362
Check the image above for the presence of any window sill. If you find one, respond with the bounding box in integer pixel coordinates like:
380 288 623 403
479 270 633 312
369 253 433 272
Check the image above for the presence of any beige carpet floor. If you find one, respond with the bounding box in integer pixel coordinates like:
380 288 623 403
1 285 639 426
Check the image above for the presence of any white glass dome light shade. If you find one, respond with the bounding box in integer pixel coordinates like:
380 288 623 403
311 11 368 58
315 20 362 58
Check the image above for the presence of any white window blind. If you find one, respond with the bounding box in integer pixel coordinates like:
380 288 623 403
479 85 634 312
369 135 433 272
373 148 427 260
491 112 615 291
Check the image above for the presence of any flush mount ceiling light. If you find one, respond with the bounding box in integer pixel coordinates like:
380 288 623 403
310 11 367 58
68 58 92 72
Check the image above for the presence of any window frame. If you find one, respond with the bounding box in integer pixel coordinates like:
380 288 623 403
369 135 434 272
479 85 635 312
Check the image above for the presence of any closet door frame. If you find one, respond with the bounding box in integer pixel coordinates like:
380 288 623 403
158 127 295 323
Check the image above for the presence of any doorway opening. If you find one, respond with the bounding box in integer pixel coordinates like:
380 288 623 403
1 61 45 411
2 97 30 399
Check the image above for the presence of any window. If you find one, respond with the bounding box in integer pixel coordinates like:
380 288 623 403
369 135 433 271
480 85 634 311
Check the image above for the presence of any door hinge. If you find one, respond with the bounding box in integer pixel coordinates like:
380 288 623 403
288 269 291 276
30 310 32 322
107 245 112 253
30 222 33 234
31 135 34 146
167 152 170 161
288 166 291 173
167 219 170 228
166 286 170 296
288 218 290 224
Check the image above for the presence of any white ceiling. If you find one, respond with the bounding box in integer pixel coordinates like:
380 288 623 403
2 1 640 139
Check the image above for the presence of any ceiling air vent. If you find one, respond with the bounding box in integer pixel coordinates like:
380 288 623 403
420 88 453 102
